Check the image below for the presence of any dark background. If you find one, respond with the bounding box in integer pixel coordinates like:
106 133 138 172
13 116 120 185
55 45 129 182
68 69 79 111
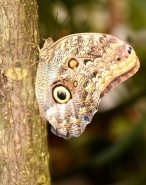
37 0 146 184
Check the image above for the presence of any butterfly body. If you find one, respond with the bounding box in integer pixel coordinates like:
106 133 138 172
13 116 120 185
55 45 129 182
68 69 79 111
36 33 140 139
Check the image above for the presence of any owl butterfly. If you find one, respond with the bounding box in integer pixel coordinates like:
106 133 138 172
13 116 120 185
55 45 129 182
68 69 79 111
35 33 140 139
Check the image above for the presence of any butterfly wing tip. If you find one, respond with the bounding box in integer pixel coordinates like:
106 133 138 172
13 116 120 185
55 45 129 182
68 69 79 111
51 126 71 139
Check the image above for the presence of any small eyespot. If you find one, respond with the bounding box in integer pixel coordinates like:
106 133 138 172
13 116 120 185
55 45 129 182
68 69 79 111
127 49 131 54
68 58 79 69
53 86 71 104
126 46 132 54
116 56 121 61
74 81 78 87
92 71 97 77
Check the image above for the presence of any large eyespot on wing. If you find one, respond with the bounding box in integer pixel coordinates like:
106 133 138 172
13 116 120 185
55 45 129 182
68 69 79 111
53 86 71 104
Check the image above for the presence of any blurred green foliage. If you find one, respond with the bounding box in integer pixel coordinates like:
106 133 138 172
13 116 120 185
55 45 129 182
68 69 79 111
37 0 146 184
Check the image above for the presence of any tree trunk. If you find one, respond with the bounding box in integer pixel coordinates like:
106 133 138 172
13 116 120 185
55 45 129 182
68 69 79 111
0 1 51 184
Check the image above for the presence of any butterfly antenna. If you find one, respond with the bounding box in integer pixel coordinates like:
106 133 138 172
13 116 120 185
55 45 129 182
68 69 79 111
53 9 72 40
53 12 58 39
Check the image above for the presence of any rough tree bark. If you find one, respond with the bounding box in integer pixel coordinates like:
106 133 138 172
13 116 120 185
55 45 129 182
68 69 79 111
0 0 51 184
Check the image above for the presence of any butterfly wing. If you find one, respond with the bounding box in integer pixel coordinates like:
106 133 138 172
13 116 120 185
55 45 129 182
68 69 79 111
36 33 140 139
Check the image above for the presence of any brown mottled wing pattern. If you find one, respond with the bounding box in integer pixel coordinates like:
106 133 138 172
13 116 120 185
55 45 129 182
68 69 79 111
35 33 140 139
